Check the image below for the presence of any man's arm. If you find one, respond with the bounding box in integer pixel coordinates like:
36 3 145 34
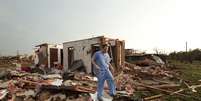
92 54 100 69
109 63 114 73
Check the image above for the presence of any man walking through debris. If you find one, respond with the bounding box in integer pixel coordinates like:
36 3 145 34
92 44 116 101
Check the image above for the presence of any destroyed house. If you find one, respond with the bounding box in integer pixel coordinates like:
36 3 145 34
125 53 165 66
34 43 63 68
63 36 125 73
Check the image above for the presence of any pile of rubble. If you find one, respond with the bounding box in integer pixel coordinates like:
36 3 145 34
0 56 201 101
0 69 99 101
0 55 32 71
114 59 201 100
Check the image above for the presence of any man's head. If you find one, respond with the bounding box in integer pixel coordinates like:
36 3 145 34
101 44 109 53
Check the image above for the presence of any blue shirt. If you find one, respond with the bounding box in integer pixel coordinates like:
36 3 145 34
93 51 111 71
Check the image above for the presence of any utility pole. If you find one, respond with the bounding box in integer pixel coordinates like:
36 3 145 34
17 50 20 56
186 41 188 52
185 41 192 63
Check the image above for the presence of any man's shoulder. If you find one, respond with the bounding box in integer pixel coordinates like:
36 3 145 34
94 51 101 54
93 51 101 57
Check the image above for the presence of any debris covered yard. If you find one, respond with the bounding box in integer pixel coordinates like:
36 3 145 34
0 36 201 101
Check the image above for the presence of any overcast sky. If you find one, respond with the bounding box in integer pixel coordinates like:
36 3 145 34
0 0 201 55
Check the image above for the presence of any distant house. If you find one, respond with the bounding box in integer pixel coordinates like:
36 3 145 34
63 36 125 73
34 43 63 68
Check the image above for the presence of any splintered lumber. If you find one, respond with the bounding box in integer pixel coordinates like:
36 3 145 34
137 83 201 100
152 79 175 84
144 94 164 100
170 89 184 95
170 84 201 95
152 84 180 89
136 83 190 98
137 84 180 90
74 86 96 93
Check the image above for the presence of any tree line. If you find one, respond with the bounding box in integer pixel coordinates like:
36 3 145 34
169 48 201 63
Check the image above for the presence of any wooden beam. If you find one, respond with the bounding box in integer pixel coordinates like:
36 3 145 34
144 94 164 100
136 83 193 98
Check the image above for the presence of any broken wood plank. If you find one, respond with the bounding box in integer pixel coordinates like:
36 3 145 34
136 83 180 91
152 78 176 84
152 84 180 89
170 89 184 95
144 94 164 100
136 83 184 96
135 83 195 99
171 84 201 94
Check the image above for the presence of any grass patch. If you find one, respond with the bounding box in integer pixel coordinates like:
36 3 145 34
169 60 201 83
166 60 201 100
